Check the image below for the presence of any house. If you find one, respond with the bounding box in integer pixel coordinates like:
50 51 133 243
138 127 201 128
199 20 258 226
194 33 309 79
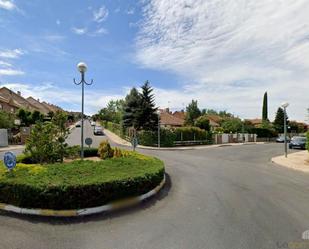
41 101 63 114
173 110 186 120
0 87 38 113
205 114 221 130
26 97 51 115
245 118 263 127
159 110 185 128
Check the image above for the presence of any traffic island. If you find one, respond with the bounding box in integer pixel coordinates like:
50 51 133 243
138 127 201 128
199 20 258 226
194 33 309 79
0 153 165 217
272 151 309 173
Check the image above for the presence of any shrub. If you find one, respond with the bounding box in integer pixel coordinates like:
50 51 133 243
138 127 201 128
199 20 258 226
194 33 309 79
249 127 278 138
83 147 99 157
138 129 176 147
98 141 114 159
194 115 210 131
174 127 207 141
307 131 309 152
16 154 38 164
0 154 165 210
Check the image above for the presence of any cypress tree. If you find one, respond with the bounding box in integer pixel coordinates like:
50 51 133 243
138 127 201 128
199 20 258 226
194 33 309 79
273 107 288 133
262 92 268 121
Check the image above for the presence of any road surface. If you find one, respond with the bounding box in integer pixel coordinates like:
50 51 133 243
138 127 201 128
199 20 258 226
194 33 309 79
1 143 309 249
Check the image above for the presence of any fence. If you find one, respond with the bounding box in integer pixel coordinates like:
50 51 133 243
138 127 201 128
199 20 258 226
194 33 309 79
214 133 257 144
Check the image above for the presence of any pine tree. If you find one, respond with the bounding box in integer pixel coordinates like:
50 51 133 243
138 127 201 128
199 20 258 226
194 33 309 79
262 92 268 121
273 107 288 133
139 81 158 130
123 88 142 129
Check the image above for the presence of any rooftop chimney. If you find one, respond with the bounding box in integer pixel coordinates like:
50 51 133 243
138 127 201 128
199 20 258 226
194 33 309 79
17 91 21 96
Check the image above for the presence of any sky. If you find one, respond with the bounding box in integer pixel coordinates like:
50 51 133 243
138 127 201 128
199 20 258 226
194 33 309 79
0 0 308 122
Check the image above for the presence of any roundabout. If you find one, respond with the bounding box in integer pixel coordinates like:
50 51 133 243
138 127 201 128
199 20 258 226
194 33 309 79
0 153 165 216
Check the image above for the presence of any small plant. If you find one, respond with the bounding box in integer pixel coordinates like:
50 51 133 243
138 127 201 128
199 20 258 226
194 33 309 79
307 131 309 152
98 141 114 159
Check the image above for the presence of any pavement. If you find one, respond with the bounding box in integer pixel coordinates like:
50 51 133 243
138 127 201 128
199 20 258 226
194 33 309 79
1 143 309 249
272 150 309 173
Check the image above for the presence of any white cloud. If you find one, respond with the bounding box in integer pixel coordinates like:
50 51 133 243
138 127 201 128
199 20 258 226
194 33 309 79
0 68 24 76
43 34 65 42
93 6 109 23
72 27 87 35
135 0 309 121
56 19 61 25
90 27 108 36
0 0 15 10
0 60 12 67
0 49 24 59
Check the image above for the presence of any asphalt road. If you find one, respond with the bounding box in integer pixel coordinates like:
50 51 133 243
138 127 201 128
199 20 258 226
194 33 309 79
66 120 107 148
1 143 309 249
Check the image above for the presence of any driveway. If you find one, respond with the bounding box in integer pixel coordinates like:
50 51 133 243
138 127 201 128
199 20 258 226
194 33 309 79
0 144 309 249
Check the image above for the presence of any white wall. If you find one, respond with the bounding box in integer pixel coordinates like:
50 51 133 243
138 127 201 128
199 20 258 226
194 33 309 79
0 129 8 147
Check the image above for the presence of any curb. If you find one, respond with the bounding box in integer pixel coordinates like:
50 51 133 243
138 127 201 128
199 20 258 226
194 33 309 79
0 175 166 217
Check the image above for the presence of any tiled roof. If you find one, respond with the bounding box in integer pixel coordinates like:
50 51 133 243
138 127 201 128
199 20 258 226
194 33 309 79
173 111 186 120
246 118 262 125
27 97 51 115
160 111 184 126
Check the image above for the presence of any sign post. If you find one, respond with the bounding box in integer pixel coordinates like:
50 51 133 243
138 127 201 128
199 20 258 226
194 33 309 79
3 152 17 173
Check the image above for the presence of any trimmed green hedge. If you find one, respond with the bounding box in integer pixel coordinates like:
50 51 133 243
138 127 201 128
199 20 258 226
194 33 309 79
249 127 278 138
0 153 164 210
138 129 176 147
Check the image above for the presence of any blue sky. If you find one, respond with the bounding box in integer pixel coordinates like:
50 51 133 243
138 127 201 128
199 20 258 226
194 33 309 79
0 0 308 122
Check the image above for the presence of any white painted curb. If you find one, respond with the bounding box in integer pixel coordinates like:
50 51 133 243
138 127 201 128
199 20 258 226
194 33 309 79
0 175 166 217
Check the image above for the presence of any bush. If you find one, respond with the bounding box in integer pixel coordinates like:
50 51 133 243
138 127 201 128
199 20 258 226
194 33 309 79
98 141 114 159
307 131 309 152
138 129 176 147
249 127 278 138
174 127 208 141
16 154 38 164
194 116 210 131
0 153 165 210
103 121 125 138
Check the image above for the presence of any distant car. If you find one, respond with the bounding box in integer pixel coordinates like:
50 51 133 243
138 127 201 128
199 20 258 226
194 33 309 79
94 126 104 135
75 122 81 127
289 136 307 150
91 121 96 127
276 135 290 143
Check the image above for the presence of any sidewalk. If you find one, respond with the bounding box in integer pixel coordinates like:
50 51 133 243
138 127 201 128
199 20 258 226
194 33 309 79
272 151 309 173
0 145 25 152
104 129 265 150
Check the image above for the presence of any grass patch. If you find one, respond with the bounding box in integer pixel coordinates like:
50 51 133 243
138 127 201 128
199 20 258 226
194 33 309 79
0 153 164 210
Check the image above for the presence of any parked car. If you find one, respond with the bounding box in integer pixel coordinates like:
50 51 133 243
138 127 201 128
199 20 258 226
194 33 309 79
289 136 307 150
91 121 96 127
94 126 104 135
75 122 81 128
276 135 290 143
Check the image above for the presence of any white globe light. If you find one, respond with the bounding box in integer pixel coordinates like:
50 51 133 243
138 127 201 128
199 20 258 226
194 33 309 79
77 62 87 73
281 102 289 108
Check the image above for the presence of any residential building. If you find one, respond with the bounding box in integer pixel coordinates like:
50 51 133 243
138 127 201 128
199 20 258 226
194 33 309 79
159 110 185 128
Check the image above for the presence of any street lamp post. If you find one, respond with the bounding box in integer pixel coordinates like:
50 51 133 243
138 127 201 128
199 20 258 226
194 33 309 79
74 62 93 160
281 102 289 158
157 110 160 148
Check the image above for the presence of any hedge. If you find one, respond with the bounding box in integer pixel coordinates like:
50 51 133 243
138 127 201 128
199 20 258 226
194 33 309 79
307 131 309 152
0 153 164 210
102 121 125 138
249 127 278 138
138 129 176 147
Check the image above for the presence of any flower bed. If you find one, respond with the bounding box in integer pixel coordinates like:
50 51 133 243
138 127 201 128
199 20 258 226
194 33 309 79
0 152 164 210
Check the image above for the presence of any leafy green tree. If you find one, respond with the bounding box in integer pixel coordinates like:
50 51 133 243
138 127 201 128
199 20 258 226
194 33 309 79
98 99 124 123
262 92 268 121
0 111 14 128
47 111 54 119
123 88 142 129
194 115 210 131
17 109 32 126
273 107 288 133
185 100 201 125
139 81 158 130
31 110 44 123
221 119 243 133
25 111 70 164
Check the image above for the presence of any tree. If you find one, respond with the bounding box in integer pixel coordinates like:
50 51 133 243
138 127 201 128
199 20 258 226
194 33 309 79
139 81 158 130
0 111 14 128
273 107 288 133
123 88 142 129
98 99 125 123
185 100 201 125
194 115 210 131
31 110 44 123
17 109 32 126
221 118 243 133
262 92 268 122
